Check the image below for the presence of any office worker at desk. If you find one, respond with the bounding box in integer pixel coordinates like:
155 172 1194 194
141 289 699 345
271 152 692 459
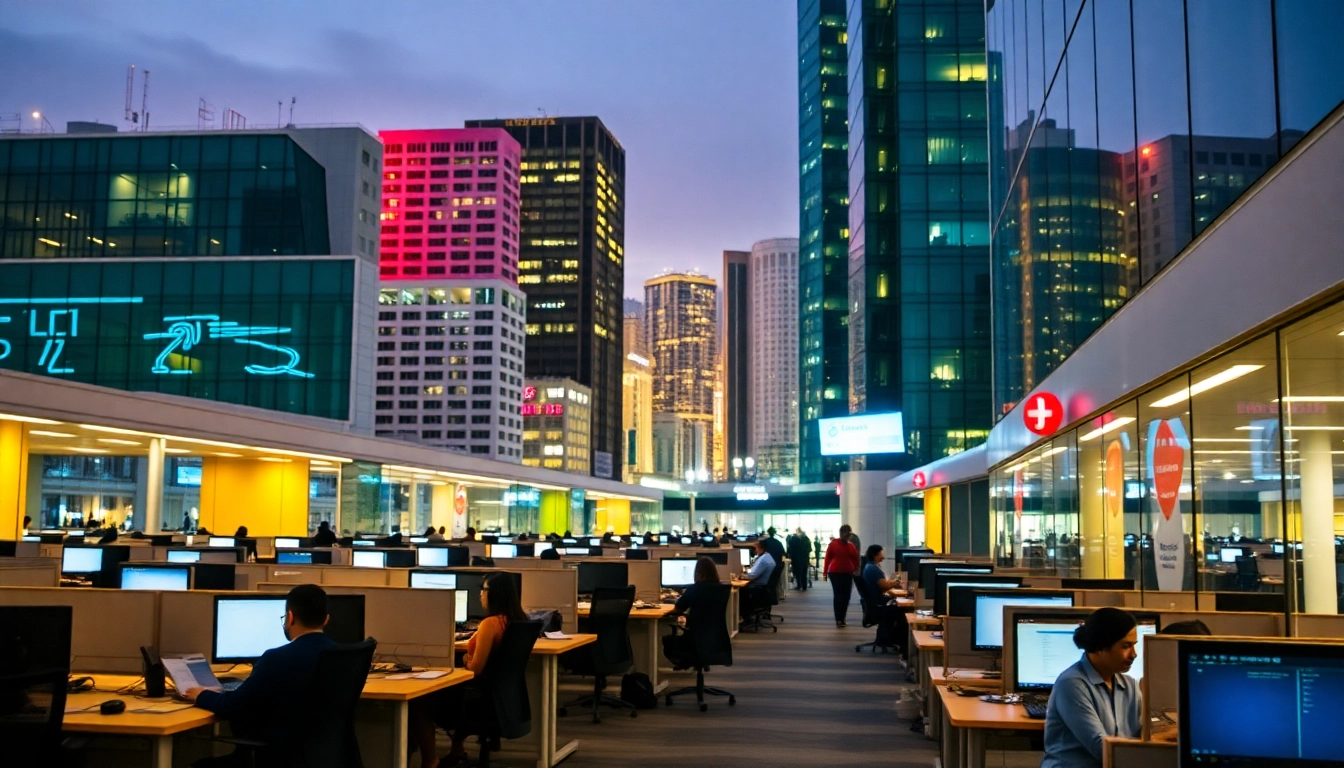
663 557 721 667
310 520 337 547
739 539 776 621
1041 607 1142 768
184 585 336 749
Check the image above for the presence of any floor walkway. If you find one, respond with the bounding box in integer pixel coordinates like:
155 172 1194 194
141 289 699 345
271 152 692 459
552 584 940 768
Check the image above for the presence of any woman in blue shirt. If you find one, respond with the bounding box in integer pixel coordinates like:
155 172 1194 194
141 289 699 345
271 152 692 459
1041 607 1143 768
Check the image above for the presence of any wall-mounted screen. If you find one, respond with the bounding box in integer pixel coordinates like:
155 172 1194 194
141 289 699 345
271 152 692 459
818 412 906 456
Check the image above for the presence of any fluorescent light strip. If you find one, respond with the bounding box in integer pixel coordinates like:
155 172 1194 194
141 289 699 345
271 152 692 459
1079 417 1136 442
1148 365 1264 408
0 413 62 425
163 448 191 454
70 448 109 454
79 424 150 436
28 430 76 438
1278 397 1344 403
96 438 141 446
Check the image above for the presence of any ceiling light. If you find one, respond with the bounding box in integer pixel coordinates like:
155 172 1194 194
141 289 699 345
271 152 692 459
1236 426 1266 431
1278 396 1344 403
70 448 109 454
213 452 244 458
80 424 150 436
1149 365 1264 408
28 430 76 438
0 413 62 425
310 460 334 466
1240 479 1255 484
96 438 141 446
163 448 191 454
1283 426 1344 431
1222 472 1237 480
1079 416 1136 442
259 457 291 463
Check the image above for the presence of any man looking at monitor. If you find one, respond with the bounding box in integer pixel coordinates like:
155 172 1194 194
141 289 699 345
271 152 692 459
183 584 335 749
739 538 776 622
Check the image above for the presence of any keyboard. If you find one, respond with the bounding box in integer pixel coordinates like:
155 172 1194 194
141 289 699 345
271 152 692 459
455 631 476 641
1021 694 1049 719
216 677 243 692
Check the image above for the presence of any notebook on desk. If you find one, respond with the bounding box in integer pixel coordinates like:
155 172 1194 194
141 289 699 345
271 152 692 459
162 655 242 695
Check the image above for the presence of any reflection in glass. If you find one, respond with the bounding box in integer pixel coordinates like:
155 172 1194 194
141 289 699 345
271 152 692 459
1138 375 1197 600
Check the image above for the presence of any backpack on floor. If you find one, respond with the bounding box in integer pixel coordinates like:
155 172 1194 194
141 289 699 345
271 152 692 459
620 673 658 709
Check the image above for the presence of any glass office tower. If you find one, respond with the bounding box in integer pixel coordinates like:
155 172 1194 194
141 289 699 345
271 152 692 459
988 0 1344 417
797 0 851 483
845 0 992 470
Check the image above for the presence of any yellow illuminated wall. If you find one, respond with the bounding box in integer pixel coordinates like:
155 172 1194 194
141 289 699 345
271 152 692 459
924 487 945 553
0 421 31 539
595 498 631 535
199 457 310 537
539 490 569 535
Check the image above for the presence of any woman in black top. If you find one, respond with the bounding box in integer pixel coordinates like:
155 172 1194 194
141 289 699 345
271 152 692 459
662 557 721 668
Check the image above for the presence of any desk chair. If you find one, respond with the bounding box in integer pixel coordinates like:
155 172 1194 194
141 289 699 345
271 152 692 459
1235 556 1261 592
0 669 69 768
853 574 902 655
665 583 736 712
458 619 543 767
740 562 784 633
561 585 638 722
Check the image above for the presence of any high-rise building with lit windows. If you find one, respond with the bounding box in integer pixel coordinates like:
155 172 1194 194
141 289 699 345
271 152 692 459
521 377 591 475
465 117 625 479
749 238 800 482
645 272 717 480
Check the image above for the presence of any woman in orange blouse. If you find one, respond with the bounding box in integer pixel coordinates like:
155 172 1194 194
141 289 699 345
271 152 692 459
411 572 528 768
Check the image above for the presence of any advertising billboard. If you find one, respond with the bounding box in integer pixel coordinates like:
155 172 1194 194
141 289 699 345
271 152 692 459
818 412 906 456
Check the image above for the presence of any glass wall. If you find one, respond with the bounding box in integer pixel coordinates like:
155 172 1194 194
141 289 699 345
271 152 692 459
991 297 1344 613
988 0 1344 416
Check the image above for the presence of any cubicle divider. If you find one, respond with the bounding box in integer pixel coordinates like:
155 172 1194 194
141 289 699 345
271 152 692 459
493 558 563 571
627 561 661 603
943 616 997 670
1293 613 1344 639
0 559 60 586
159 590 239 659
519 567 577 634
237 563 408 589
0 586 157 672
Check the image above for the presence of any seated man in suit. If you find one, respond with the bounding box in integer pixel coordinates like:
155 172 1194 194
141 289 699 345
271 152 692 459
184 584 335 754
739 538 776 622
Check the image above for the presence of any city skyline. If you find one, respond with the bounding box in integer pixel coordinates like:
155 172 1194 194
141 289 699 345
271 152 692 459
0 1 798 295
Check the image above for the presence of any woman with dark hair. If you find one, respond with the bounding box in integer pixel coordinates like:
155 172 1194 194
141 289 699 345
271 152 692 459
822 524 861 628
1041 607 1143 768
662 557 722 667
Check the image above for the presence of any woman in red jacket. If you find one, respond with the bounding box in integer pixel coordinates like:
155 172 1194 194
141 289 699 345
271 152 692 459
823 524 860 627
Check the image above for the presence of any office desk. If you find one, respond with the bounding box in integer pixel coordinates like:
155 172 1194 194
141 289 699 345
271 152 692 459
456 634 597 767
578 604 676 692
64 669 473 768
937 685 1043 768
911 629 944 689
1103 737 1177 768
729 580 748 635
924 666 1000 743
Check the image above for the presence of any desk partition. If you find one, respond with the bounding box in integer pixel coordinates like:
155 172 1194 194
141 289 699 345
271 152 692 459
0 559 60 586
519 567 577 634
1293 613 1344 639
627 561 661 603
158 590 237 659
0 586 156 672
943 616 997 670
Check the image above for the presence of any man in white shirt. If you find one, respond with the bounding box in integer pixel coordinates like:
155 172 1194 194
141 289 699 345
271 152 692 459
740 539 776 623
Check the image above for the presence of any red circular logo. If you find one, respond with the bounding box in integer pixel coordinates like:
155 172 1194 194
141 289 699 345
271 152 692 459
912 471 927 489
1022 392 1064 436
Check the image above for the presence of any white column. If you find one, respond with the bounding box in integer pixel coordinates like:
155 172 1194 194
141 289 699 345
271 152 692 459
408 480 422 536
143 437 165 534
841 470 899 556
1300 431 1337 615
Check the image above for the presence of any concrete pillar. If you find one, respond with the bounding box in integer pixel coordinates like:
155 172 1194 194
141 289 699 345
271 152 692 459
840 470 899 557
142 437 165 534
1300 431 1337 615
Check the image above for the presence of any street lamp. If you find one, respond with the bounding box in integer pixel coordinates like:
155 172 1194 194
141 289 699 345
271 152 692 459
731 457 743 480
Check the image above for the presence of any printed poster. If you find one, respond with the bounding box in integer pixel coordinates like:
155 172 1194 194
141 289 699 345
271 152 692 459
1146 418 1189 592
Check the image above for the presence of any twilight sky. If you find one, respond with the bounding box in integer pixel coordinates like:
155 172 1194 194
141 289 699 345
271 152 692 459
0 0 799 297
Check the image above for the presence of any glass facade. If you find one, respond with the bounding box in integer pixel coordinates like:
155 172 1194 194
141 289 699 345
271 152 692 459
848 0 992 470
0 259 356 419
990 296 1344 613
0 134 330 259
798 0 852 483
988 0 1344 417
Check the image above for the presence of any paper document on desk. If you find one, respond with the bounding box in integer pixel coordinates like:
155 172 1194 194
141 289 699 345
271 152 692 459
544 631 570 640
162 654 220 692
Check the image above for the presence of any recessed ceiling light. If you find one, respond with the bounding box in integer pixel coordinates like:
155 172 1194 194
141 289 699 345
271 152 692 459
0 413 62 425
96 438 141 446
213 452 244 458
1149 365 1264 408
80 424 149 436
71 448 110 454
28 430 76 438
163 448 191 454
259 457 291 463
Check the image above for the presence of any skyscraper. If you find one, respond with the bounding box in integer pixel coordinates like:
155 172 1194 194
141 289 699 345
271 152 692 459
621 314 653 483
465 116 625 478
645 272 717 479
797 0 852 483
721 250 752 474
749 238 801 482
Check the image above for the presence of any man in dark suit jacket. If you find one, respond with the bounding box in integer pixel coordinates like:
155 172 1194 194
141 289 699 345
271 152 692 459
184 584 335 745
763 527 787 572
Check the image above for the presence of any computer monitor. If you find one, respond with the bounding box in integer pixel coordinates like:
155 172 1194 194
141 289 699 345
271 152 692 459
699 551 729 566
61 547 103 574
418 547 449 567
890 548 934 573
947 585 1022 618
489 544 518 559
1215 591 1286 613
589 538 603 547
410 571 458 590
739 548 751 567
1179 639 1344 765
21 535 40 542
563 547 591 556
658 535 670 544
625 548 650 560
922 564 993 600
1272 543 1285 555
409 537 429 544
679 536 693 546
212 595 365 663
934 575 1023 617
448 571 522 621
972 591 1075 650
208 536 236 548
384 549 416 568
324 595 366 644
275 537 300 549
352 550 386 569
577 562 629 594
191 563 237 590
911 558 966 585
561 538 578 545
1059 578 1135 590
901 552 941 576
167 549 202 564
480 534 498 545
0 606 73 677
533 542 554 557
1013 613 1157 692
277 551 313 564
631 536 644 546
660 558 699 588
454 590 469 624
68 530 85 538
351 540 375 547
1220 547 1246 564
120 565 191 591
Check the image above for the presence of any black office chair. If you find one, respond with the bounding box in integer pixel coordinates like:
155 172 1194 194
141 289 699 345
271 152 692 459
560 585 638 722
458 619 543 767
664 582 736 712
0 669 68 768
1235 556 1261 592
740 560 784 632
853 573 902 655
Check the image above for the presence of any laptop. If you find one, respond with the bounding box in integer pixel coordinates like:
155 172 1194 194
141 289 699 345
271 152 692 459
162 654 243 695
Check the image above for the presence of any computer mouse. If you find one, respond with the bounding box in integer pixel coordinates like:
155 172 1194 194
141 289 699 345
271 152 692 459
99 699 126 715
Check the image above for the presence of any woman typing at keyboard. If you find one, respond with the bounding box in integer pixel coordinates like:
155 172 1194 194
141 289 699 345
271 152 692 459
410 572 528 768
1040 607 1142 768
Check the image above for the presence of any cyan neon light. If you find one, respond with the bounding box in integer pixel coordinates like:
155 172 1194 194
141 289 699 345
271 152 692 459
236 339 315 378
0 297 144 304
0 316 10 360
143 315 312 379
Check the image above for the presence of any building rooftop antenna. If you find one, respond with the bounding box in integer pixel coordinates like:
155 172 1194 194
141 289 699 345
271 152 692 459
124 64 137 128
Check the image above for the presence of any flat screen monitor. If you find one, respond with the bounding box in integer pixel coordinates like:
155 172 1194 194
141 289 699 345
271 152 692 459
448 571 521 621
418 548 449 567
21 535 40 542
410 571 458 590
533 542 554 556
212 595 365 663
631 536 644 546
489 544 517 559
911 559 966 586
1059 578 1135 590
563 547 590 556
68 530 85 538
1220 547 1246 564
900 552 938 575
352 550 386 569
1215 591 1286 613
947 585 1022 618
1272 543 1285 555
625 548 650 560
1013 613 1156 692
351 540 375 547
890 548 934 573
275 538 300 549
1179 639 1344 765
498 536 512 543
167 549 201 564
208 537 235 548
0 605 73 678
120 565 190 591
679 536 693 546
384 549 416 568
454 590 469 624
739 548 751 567
922 564 993 600
61 547 103 574
577 562 628 594
934 575 1023 617
658 535 669 544
589 538 603 547
972 592 1075 650
191 563 237 590
660 558 698 588
409 537 429 544
561 538 578 545
277 551 313 564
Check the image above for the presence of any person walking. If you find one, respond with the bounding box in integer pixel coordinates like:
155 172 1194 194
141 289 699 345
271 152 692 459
786 527 812 591
823 524 861 628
